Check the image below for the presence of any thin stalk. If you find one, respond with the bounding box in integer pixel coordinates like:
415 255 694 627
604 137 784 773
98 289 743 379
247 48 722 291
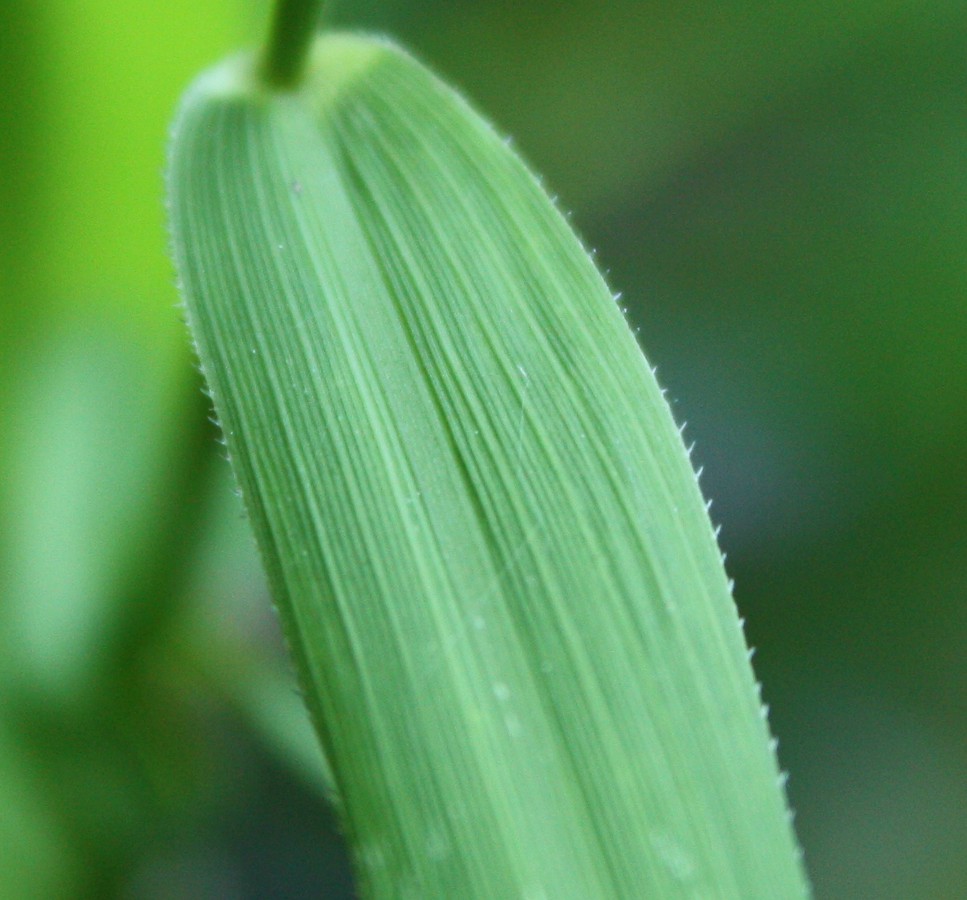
260 0 324 90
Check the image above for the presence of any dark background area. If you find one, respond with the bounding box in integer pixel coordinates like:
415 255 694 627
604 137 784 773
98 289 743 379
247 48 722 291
1 1 964 896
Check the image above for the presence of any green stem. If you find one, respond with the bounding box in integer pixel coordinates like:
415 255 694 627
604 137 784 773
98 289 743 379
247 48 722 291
260 0 324 90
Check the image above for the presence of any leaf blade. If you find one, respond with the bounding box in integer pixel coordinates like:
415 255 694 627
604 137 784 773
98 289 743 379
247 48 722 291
168 33 808 898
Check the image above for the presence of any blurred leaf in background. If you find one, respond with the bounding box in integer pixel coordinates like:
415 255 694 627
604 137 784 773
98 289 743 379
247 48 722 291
1 1 965 897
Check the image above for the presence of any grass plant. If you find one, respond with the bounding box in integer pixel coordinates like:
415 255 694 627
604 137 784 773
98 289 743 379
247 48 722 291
166 2 809 896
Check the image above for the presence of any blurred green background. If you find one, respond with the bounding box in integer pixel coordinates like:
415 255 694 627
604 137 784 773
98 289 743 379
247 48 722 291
1 1 965 896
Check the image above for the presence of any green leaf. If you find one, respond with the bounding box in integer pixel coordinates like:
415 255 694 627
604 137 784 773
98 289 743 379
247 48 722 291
168 32 808 898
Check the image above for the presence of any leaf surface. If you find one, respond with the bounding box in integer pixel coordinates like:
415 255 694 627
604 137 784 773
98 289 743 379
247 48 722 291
168 33 808 898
